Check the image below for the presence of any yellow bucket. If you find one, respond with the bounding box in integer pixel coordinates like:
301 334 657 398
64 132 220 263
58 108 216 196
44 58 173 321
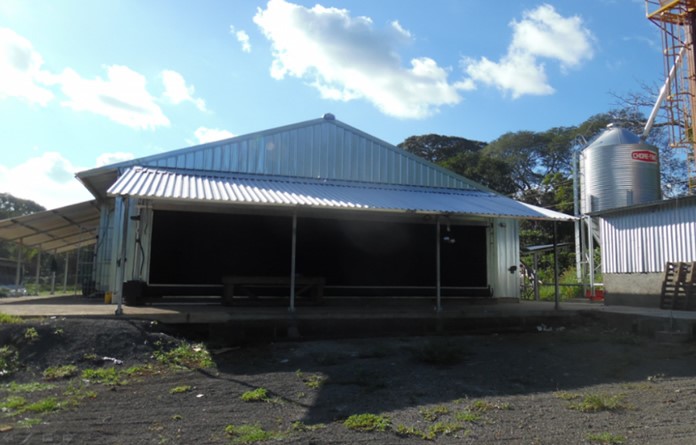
104 291 112 304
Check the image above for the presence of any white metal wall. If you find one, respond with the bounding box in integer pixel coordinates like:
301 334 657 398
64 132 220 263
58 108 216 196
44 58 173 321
600 200 696 273
488 218 520 298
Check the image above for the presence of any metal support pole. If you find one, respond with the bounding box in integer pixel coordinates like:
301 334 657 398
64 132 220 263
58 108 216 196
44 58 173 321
289 212 297 313
15 238 23 288
74 244 82 296
35 249 41 294
115 197 129 315
63 252 69 293
533 253 540 301
435 218 442 312
587 216 595 295
553 221 560 311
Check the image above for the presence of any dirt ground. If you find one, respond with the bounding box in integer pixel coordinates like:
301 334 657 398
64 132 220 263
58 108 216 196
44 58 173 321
1 315 695 445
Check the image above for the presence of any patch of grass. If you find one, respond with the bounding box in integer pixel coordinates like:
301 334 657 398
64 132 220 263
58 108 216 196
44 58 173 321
63 382 97 405
291 421 326 432
455 410 482 422
3 382 56 393
240 387 269 402
586 432 626 444
411 340 463 366
81 367 124 386
172 414 183 421
570 393 626 413
420 405 449 422
170 385 192 394
23 397 62 414
343 413 390 432
53 328 64 336
0 313 23 324
224 423 284 443
0 395 27 412
0 346 20 377
468 400 495 412
395 422 465 440
154 342 214 370
43 364 79 381
296 369 326 389
17 417 42 428
23 327 39 342
124 364 160 378
554 391 581 401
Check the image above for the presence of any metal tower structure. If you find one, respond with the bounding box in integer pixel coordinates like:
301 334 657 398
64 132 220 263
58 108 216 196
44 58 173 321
646 0 696 193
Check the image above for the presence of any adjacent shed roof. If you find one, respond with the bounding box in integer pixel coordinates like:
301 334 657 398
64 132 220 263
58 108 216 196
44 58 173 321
0 201 100 253
108 167 575 221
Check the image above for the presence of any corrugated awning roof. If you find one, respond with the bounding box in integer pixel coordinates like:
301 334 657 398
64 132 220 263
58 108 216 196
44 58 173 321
108 167 575 221
0 201 100 254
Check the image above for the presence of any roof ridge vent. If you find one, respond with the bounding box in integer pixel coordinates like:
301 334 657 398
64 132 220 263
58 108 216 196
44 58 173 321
322 113 335 120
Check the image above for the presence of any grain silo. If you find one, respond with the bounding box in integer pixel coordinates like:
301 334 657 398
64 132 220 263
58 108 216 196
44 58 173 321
580 125 662 213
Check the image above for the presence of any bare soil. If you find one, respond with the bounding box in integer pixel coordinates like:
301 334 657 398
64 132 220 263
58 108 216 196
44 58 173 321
1 315 695 444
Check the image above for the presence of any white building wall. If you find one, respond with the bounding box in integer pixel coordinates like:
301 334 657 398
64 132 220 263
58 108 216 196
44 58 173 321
600 199 696 274
488 218 520 298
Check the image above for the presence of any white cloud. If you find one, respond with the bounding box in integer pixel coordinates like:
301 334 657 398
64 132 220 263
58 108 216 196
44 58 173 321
0 27 54 105
161 69 207 111
194 127 235 144
231 26 252 53
0 153 92 209
58 65 170 129
464 4 594 98
96 152 135 167
253 0 469 119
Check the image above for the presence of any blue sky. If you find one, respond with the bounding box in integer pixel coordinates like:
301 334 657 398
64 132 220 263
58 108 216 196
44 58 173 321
0 0 663 209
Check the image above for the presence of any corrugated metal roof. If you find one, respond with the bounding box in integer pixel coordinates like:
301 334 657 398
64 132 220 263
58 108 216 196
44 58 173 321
108 167 575 221
77 116 485 200
0 201 100 253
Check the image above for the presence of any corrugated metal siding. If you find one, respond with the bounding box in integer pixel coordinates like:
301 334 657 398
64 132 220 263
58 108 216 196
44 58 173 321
129 118 479 190
600 201 696 273
108 167 573 220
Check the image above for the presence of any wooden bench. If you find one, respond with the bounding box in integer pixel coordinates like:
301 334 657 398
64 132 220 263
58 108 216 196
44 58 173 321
221 275 325 306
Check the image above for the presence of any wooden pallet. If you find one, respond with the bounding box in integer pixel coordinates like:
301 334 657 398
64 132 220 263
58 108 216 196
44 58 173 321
660 262 694 310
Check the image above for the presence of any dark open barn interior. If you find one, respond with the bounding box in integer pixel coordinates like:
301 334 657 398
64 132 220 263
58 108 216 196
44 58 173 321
148 210 488 298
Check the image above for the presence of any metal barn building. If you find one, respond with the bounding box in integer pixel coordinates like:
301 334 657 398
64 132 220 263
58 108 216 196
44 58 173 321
71 115 571 310
595 195 696 307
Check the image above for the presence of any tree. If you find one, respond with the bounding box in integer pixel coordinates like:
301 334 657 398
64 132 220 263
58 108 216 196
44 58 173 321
0 193 45 264
398 134 486 163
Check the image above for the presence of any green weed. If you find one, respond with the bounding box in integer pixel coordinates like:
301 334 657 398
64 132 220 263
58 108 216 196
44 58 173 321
3 382 56 393
224 423 284 443
420 405 449 421
343 413 390 432
43 364 79 381
291 421 326 432
81 367 124 386
586 432 626 444
554 391 581 401
154 342 214 370
0 346 20 377
170 385 192 394
23 327 39 342
17 417 42 428
570 393 626 413
240 387 269 402
455 410 482 422
0 313 23 324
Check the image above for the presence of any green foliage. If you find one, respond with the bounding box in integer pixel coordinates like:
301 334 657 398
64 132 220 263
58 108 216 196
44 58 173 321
343 413 390 432
3 382 56 393
420 405 449 422
23 397 62 413
153 342 213 370
296 370 325 389
0 313 23 324
240 387 269 402
569 393 626 413
554 391 581 401
43 364 78 381
81 367 124 385
0 345 20 377
169 385 192 394
455 411 482 422
586 432 626 444
291 421 326 432
23 327 39 342
224 423 284 443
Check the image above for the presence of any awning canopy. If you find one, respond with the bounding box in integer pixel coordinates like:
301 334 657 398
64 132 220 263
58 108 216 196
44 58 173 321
0 200 100 254
108 167 575 221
